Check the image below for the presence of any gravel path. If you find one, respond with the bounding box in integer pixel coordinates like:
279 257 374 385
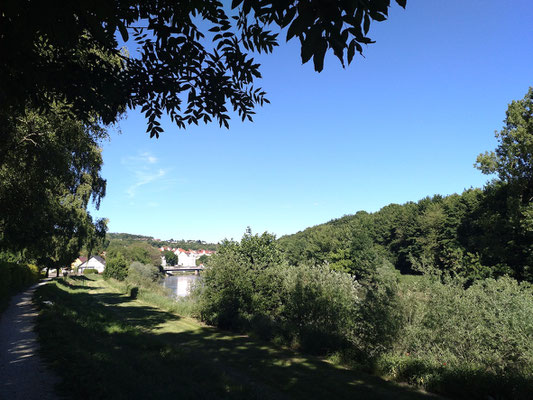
0 281 59 400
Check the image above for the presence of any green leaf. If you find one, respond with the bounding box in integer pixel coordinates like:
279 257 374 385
396 0 407 8
117 21 129 42
363 14 370 35
313 39 327 72
347 40 355 64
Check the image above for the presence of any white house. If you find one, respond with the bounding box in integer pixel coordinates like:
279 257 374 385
78 255 106 274
176 248 215 267
159 247 214 267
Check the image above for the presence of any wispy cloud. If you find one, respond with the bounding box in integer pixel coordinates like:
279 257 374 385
121 152 158 166
122 151 171 198
142 152 158 164
126 168 167 198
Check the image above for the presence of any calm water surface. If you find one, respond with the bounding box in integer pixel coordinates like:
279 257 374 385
162 274 199 297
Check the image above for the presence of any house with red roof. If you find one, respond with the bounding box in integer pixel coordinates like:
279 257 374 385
159 247 214 267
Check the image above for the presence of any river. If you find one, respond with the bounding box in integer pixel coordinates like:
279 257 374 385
161 274 199 298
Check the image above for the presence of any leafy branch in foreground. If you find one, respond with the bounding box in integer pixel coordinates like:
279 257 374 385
0 0 406 137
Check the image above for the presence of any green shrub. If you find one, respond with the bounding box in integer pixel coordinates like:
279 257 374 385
103 254 128 281
127 261 162 285
197 234 284 331
350 263 406 361
377 275 533 399
197 241 361 354
83 268 99 275
0 261 41 312
197 251 254 330
196 233 533 399
281 263 360 353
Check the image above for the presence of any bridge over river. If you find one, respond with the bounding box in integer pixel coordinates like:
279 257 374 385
163 266 204 275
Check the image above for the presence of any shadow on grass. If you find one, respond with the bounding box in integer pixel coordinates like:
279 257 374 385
56 276 105 291
35 278 436 400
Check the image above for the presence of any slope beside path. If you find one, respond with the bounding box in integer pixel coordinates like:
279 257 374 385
0 281 59 400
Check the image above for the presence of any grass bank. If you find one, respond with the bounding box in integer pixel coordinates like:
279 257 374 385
34 276 435 400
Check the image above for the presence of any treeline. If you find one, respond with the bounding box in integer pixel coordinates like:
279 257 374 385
81 234 218 263
279 88 533 283
103 233 218 251
105 240 162 267
279 184 531 283
107 233 153 241
150 239 218 251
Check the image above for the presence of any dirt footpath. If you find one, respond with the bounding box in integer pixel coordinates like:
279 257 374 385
0 281 59 400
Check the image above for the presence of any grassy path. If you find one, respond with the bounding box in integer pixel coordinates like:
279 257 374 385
34 276 437 400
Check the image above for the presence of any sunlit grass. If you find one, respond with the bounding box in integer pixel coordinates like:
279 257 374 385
34 276 435 400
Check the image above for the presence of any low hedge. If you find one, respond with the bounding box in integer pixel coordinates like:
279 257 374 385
0 261 41 312
83 268 99 275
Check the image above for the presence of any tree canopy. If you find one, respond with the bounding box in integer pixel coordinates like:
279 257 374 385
0 0 406 138
163 250 178 266
279 90 533 283
476 87 533 203
0 106 107 269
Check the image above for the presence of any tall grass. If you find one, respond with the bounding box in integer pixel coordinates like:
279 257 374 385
377 276 533 399
103 262 197 317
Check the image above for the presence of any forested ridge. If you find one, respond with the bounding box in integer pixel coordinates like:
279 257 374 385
279 88 533 284
278 186 531 282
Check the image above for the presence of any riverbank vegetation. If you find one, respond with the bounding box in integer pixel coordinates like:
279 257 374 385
102 256 195 317
34 275 430 400
190 89 533 399
196 234 533 399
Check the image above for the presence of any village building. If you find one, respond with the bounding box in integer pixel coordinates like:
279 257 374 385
71 256 87 270
78 255 106 274
159 247 215 267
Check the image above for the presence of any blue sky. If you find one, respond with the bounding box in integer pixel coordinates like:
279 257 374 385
90 0 533 243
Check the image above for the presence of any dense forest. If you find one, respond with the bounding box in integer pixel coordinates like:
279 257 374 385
278 185 531 283
279 89 533 284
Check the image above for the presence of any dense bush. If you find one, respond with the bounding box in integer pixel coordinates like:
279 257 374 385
280 263 359 353
127 261 162 286
197 234 284 331
103 254 128 281
197 251 257 330
197 234 361 353
197 233 533 399
350 263 406 361
82 268 99 275
376 275 533 399
0 261 41 310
